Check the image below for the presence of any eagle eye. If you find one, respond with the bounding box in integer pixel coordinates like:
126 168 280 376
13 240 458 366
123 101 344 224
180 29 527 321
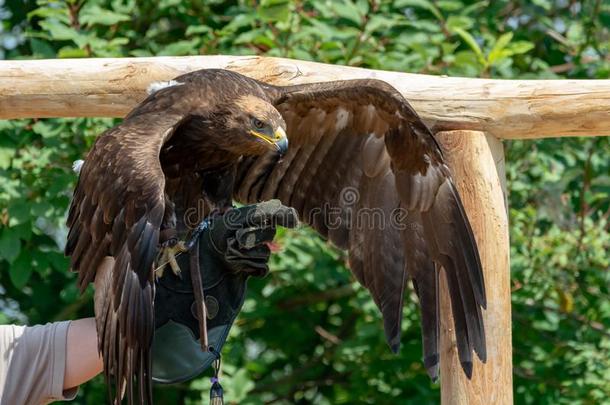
252 118 266 130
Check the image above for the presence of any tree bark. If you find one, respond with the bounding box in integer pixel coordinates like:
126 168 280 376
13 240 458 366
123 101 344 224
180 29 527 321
1 56 609 139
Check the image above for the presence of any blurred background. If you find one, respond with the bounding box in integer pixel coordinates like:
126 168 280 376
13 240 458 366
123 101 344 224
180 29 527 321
0 0 609 404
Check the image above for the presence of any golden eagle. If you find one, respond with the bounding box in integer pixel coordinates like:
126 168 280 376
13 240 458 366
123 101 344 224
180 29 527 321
66 69 486 403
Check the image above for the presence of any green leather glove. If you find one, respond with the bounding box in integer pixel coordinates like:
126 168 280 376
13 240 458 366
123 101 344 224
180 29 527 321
152 200 298 384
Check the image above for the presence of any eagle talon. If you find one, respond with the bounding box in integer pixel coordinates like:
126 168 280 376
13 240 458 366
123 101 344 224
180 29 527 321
155 241 188 279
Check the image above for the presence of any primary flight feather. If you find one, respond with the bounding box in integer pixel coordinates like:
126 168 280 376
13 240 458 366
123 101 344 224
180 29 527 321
66 69 486 404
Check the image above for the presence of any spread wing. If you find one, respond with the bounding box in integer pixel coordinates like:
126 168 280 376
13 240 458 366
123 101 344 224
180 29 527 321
235 79 486 379
65 99 187 403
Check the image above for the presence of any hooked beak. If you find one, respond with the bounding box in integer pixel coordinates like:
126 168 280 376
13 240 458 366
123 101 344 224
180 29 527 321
273 127 288 155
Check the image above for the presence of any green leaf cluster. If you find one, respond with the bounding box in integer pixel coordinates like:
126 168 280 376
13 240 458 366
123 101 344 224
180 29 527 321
0 0 608 403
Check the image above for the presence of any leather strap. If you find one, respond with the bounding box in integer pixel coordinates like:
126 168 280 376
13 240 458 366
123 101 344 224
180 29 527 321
189 236 208 351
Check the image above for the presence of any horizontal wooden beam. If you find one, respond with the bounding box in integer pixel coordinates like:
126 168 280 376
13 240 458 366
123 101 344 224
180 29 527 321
1 56 609 139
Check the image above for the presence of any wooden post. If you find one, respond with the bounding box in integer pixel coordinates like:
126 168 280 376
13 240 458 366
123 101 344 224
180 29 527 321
435 131 511 404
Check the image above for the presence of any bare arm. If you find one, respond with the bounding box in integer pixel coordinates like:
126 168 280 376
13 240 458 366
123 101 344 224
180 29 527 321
63 317 103 390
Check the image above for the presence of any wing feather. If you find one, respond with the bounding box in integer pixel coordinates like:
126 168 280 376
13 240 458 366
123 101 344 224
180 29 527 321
236 79 486 378
403 210 440 379
67 108 186 404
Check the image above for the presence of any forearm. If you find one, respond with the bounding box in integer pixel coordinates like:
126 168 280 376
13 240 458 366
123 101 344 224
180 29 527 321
64 317 103 390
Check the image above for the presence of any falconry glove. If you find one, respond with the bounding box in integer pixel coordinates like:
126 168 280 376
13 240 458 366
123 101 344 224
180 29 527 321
205 199 299 276
151 200 298 384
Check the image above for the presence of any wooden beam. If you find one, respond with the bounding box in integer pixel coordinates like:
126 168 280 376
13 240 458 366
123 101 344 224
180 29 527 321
435 130 512 405
1 56 609 139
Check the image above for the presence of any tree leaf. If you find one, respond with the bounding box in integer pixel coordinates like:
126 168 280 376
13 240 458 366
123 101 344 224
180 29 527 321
331 1 363 26
531 0 551 11
258 0 292 23
9 252 33 289
185 25 211 37
0 142 14 170
29 38 56 58
39 21 79 41
56 47 87 58
8 201 30 227
452 27 485 66
0 229 21 264
507 41 535 55
395 0 444 22
446 15 474 31
436 0 464 12
79 5 130 27
157 39 199 56
488 32 513 64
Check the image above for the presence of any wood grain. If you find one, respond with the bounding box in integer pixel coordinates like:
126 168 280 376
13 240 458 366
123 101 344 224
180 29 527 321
435 130 512 405
1 56 609 139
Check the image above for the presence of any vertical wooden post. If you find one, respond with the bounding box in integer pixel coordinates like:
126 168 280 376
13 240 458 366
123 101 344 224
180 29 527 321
435 131 512 404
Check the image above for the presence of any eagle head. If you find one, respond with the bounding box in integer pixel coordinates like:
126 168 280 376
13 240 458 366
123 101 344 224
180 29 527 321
225 94 288 156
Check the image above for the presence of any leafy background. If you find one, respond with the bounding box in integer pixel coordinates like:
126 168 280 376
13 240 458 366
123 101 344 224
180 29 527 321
1 0 609 404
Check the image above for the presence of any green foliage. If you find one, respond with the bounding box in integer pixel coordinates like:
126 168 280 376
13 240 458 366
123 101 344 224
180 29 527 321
1 0 609 404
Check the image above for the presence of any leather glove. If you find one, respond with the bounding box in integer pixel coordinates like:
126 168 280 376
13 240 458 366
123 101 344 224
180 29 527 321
151 200 298 384
204 199 298 276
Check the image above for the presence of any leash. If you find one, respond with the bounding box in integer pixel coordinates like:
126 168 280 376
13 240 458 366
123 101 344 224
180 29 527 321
189 234 208 351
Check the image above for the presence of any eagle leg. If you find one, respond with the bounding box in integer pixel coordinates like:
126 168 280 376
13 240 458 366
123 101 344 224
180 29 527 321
155 240 188 280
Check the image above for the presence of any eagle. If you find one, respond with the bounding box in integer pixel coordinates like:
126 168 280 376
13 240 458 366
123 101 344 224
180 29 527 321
66 69 486 404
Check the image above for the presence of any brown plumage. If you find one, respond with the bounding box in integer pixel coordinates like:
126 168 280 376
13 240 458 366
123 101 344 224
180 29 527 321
66 69 486 404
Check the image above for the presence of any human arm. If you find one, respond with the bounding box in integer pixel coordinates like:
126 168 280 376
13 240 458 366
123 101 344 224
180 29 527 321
0 320 84 404
63 317 103 391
